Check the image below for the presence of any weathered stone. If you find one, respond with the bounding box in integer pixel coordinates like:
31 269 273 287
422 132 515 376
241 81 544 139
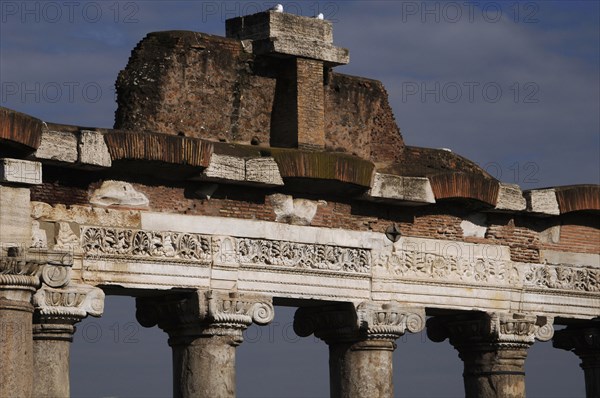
32 284 105 398
226 11 349 65
296 58 325 149
525 188 560 215
553 323 600 398
31 220 48 248
0 186 31 247
78 130 112 167
115 32 402 164
0 158 42 185
270 193 324 225
53 221 80 251
0 299 34 398
495 183 526 211
294 302 424 398
0 245 48 398
539 225 560 244
89 180 149 208
540 249 600 267
460 213 487 238
369 173 435 204
427 313 554 398
203 154 245 181
31 202 142 228
245 157 284 185
137 290 274 398
34 130 78 163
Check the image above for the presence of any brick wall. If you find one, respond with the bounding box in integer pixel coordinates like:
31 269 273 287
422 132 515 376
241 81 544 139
296 58 324 150
29 174 599 262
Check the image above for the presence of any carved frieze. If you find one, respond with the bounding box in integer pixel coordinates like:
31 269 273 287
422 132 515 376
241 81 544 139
82 227 371 274
235 237 370 273
82 227 212 264
524 263 599 292
376 248 519 286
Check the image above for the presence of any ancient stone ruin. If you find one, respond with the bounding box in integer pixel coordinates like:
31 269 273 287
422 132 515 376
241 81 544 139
0 8 598 398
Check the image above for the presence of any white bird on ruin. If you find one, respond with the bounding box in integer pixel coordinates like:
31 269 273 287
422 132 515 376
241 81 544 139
315 13 324 20
270 4 283 13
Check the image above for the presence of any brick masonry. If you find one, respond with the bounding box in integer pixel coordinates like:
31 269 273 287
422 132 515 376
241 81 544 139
29 174 599 263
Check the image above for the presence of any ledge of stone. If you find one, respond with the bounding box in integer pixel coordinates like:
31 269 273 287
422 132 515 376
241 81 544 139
524 188 560 216
0 158 42 185
226 11 349 66
364 173 435 205
492 183 527 212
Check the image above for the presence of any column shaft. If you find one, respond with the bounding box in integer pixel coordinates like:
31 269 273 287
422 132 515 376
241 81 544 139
582 358 600 398
32 324 75 398
427 313 553 398
171 335 237 398
553 324 600 398
460 347 528 398
329 340 395 398
0 298 34 398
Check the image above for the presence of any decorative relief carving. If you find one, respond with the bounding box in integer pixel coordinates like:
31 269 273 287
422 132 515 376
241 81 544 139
136 290 274 342
294 302 425 343
235 238 370 273
33 284 105 319
82 227 371 274
356 302 425 340
40 264 71 288
30 220 48 249
81 227 212 264
427 312 554 350
376 248 519 286
54 222 80 250
524 263 599 292
207 290 275 328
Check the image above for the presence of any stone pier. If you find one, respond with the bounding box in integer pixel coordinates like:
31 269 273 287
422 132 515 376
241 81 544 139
294 302 425 398
427 312 554 398
136 290 274 398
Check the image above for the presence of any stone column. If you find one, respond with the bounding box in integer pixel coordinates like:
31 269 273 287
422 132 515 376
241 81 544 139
427 312 554 398
294 301 425 398
32 269 104 398
0 258 38 398
553 323 600 398
136 290 274 398
0 248 74 398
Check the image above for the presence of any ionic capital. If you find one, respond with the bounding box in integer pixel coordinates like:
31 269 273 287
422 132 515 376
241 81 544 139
0 246 73 302
32 284 105 340
136 290 274 344
427 312 554 351
553 322 600 367
294 301 425 345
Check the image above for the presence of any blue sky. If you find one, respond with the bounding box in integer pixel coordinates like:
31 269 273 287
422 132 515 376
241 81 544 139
1 1 598 396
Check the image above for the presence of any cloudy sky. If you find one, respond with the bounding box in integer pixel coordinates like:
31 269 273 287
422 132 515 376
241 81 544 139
1 1 598 397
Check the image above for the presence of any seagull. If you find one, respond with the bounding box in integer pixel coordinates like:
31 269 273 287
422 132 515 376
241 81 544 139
270 4 283 12
315 13 324 20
